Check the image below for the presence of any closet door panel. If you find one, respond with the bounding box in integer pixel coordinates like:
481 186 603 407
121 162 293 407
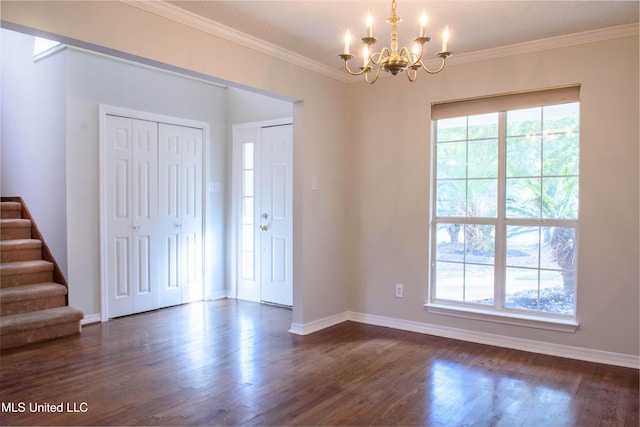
131 120 159 313
105 115 134 317
180 126 204 303
158 124 185 308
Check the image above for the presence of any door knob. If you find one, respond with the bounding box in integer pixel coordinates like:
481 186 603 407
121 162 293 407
260 225 268 231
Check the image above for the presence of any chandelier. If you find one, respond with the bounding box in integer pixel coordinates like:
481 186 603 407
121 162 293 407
339 0 452 83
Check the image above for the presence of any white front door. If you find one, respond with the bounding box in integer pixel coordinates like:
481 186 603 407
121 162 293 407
234 121 293 306
259 124 293 306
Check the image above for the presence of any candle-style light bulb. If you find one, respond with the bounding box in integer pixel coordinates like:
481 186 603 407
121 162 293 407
442 26 450 52
420 10 428 37
366 11 373 37
412 42 420 62
344 30 351 55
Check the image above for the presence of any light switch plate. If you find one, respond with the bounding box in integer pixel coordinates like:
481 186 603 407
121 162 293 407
209 182 221 192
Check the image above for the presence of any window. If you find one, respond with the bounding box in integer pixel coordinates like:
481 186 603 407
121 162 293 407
33 37 62 60
429 87 580 327
240 142 255 281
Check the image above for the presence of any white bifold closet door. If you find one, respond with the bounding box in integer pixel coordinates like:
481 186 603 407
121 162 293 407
157 123 203 307
104 115 203 319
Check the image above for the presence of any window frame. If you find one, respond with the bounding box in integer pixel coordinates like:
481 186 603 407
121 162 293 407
426 87 580 332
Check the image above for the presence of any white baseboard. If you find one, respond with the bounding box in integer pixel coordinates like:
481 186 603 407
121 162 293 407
81 313 101 325
290 310 639 369
206 290 229 300
289 311 349 335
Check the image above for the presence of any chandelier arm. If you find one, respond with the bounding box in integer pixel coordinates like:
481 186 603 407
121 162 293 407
421 55 449 74
339 54 370 76
344 62 369 76
364 64 383 84
406 67 418 82
398 45 423 69
371 47 391 66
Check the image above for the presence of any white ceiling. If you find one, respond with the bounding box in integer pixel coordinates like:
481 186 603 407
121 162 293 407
164 0 639 75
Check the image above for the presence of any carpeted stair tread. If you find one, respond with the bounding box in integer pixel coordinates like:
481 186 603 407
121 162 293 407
0 260 54 288
0 283 67 303
0 218 30 227
0 202 22 219
0 306 84 335
0 239 42 262
0 218 32 240
0 259 53 275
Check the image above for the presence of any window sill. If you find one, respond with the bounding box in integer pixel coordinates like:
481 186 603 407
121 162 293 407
425 303 579 333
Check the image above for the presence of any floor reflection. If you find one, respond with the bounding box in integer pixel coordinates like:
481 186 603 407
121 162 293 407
238 313 258 385
428 360 573 426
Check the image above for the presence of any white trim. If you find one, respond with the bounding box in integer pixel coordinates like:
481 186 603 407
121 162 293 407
288 310 638 368
121 0 348 83
233 118 294 131
33 42 65 62
120 0 639 83
444 23 639 69
80 313 101 326
206 290 228 301
64 44 227 89
425 303 579 333
288 312 349 336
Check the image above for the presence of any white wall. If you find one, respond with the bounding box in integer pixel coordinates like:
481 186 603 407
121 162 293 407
1 29 68 275
347 35 639 357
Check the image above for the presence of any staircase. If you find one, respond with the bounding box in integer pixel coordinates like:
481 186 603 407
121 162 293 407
0 198 83 350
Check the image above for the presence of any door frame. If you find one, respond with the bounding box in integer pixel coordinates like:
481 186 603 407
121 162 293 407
231 118 293 304
98 104 209 321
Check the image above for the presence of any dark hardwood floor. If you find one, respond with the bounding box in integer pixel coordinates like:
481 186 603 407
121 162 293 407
0 300 637 426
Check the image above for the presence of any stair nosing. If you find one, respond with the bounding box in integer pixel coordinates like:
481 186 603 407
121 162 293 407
0 239 42 247
0 218 30 224
0 306 84 334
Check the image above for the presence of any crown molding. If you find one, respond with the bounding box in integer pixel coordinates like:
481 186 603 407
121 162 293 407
445 23 639 68
121 1 638 84
121 0 350 83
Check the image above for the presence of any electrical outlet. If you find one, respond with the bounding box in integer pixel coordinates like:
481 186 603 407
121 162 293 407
395 283 404 298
